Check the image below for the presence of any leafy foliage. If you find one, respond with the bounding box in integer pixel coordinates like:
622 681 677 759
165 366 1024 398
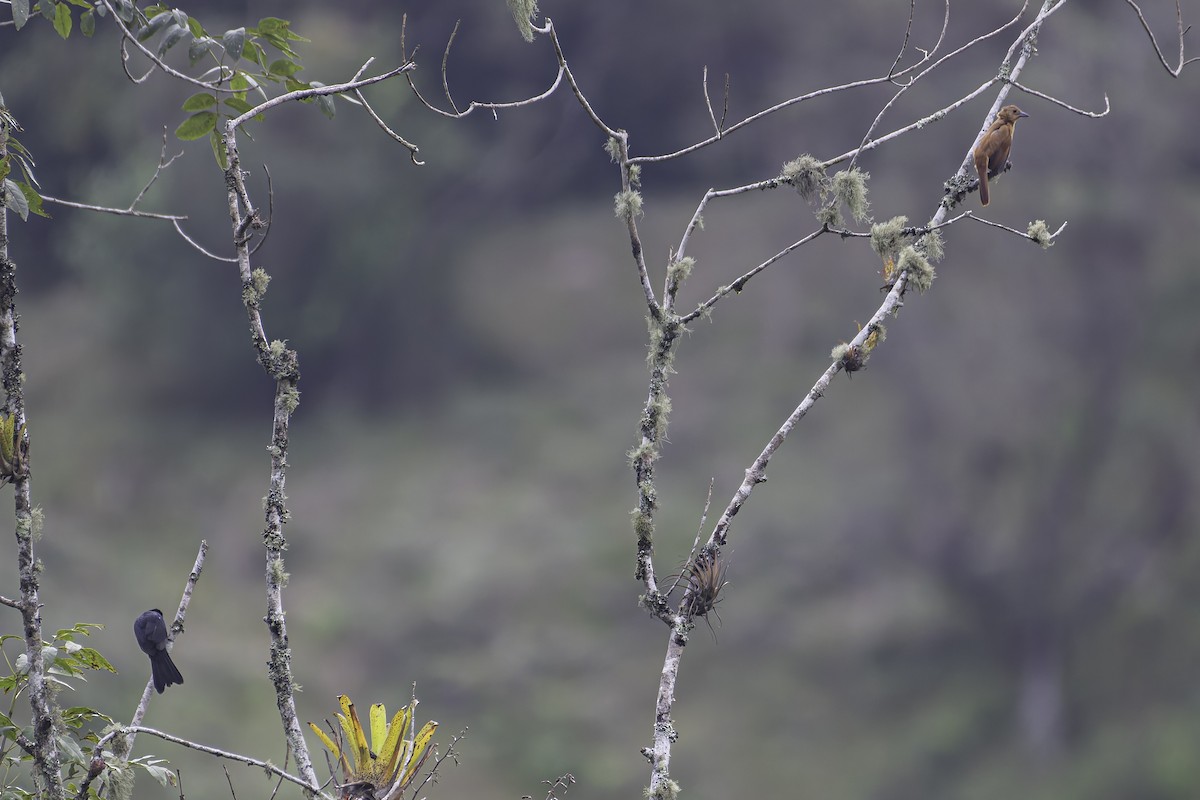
5 3 331 165
0 623 167 800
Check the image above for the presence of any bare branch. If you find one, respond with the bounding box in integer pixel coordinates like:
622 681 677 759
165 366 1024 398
127 541 207 752
887 0 920 77
666 480 715 598
403 20 566 121
226 62 416 132
1007 79 1110 117
679 228 826 324
38 196 186 221
442 20 463 115
171 219 238 262
119 37 156 85
701 67 729 137
353 89 424 165
1124 0 1199 76
970 213 1068 242
848 2 1029 172
123 726 331 798
545 20 622 138
825 80 996 167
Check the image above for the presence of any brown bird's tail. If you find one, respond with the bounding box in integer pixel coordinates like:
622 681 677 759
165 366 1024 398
974 152 990 206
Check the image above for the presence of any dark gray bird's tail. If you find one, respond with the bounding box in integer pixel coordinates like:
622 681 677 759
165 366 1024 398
150 651 183 694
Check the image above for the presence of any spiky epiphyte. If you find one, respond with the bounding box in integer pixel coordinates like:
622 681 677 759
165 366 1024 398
681 551 728 626
308 694 438 800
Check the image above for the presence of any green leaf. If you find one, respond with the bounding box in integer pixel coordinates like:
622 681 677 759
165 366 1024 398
40 0 56 22
182 92 217 111
222 27 246 61
188 36 213 65
79 8 94 36
70 646 116 672
185 15 204 38
175 111 217 141
12 0 30 30
113 0 134 23
137 9 172 41
142 763 176 787
209 129 227 169
316 94 336 120
17 182 48 219
52 1 71 38
230 71 252 94
157 25 190 58
267 58 302 77
245 41 268 69
255 17 286 35
0 158 9 182
222 97 255 114
3 179 30 221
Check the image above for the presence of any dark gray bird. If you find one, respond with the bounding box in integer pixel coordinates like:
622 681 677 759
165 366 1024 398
133 609 184 693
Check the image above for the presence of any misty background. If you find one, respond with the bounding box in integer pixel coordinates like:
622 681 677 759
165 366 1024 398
2 1 1199 798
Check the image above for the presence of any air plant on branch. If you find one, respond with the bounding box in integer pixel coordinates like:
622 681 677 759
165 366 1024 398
679 551 729 635
308 694 438 800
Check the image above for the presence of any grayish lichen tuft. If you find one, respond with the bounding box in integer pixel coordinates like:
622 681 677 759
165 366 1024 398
897 245 935 292
1027 219 1053 249
615 189 644 220
781 154 829 201
832 167 871 223
870 216 909 260
506 0 539 42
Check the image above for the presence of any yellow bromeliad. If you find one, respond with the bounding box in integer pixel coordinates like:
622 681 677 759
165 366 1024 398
309 694 438 799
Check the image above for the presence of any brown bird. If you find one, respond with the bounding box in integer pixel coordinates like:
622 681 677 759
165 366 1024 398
973 104 1029 206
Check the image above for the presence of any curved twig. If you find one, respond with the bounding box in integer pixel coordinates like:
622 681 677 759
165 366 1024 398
226 62 416 132
969 213 1068 242
1007 79 1110 117
679 228 827 324
848 1 1029 172
1124 0 1198 76
119 726 331 799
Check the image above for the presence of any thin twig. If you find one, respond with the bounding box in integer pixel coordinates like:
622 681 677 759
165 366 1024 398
679 229 826 324
127 542 207 752
969 214 1068 242
226 62 416 132
353 89 424 165
123 726 331 798
1124 0 1199 76
848 1 1029 173
442 20 463 115
38 196 186 221
667 480 715 598
1006 79 1110 116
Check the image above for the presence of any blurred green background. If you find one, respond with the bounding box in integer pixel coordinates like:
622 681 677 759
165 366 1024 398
3 1 1200 798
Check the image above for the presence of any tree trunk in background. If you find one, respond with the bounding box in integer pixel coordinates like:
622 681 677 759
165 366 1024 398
1016 632 1065 763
